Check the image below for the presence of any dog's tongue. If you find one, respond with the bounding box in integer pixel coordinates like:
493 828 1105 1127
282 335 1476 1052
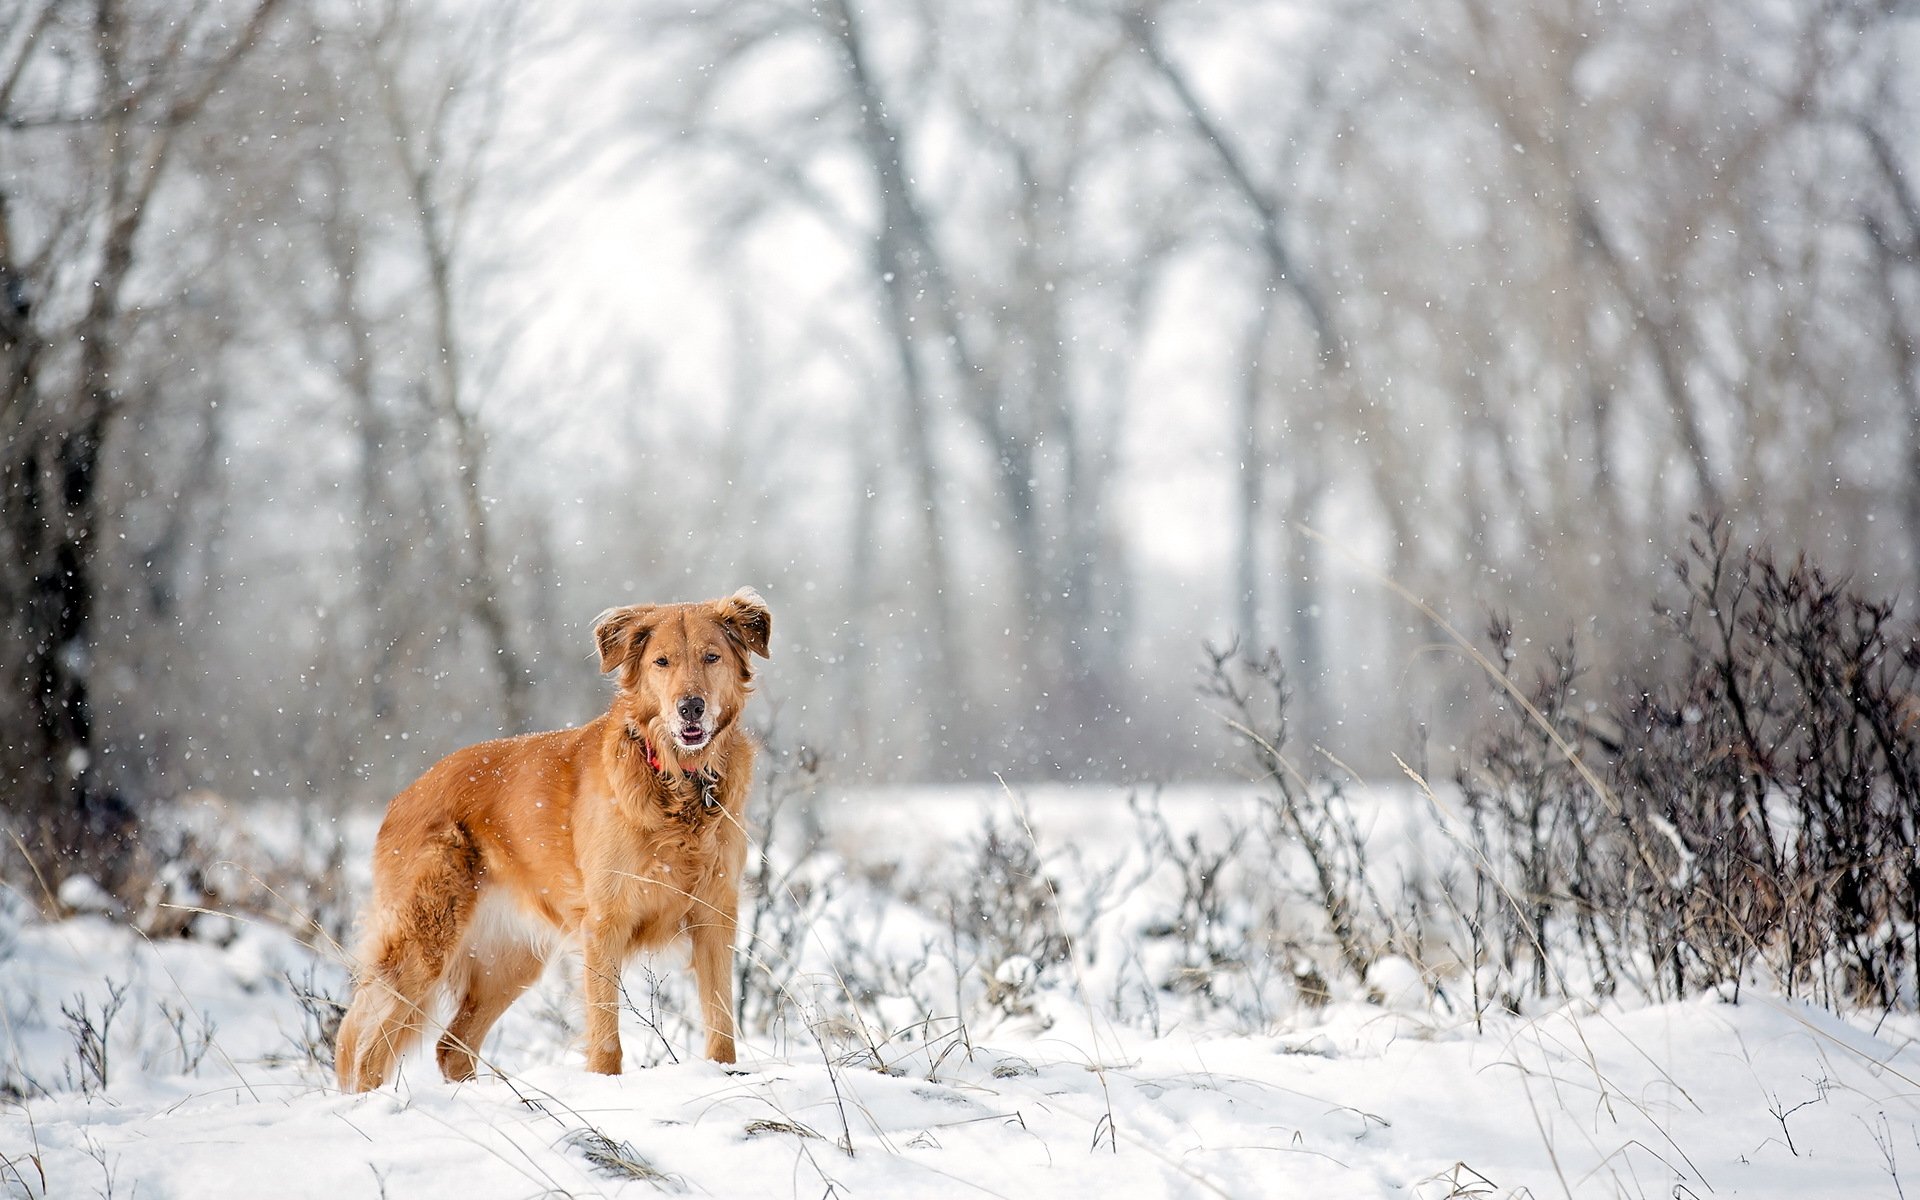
681 724 707 745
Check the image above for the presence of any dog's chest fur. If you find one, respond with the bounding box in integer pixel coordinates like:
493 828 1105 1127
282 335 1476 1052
572 737 750 952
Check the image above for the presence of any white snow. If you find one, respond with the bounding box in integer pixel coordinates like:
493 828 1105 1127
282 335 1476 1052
3 789 1918 1199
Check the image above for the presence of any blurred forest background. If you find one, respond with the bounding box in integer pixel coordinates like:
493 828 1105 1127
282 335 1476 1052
3 0 1918 862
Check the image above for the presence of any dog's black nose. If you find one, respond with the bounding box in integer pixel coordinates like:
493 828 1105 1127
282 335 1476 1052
678 696 705 722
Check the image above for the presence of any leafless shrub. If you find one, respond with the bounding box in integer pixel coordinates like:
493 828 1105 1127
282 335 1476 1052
618 966 686 1068
1130 797 1256 1003
1458 515 1920 1011
947 817 1070 1017
1453 628 1619 1006
280 965 347 1071
1632 516 1920 1006
59 983 128 1096
735 737 829 1036
1199 644 1411 995
153 1000 217 1076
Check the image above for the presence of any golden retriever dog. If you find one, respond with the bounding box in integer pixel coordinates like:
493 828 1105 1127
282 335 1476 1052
334 588 771 1092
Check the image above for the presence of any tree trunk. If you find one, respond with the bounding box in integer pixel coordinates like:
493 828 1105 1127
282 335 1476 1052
18 415 135 879
827 0 975 726
406 117 531 733
0 0 282 889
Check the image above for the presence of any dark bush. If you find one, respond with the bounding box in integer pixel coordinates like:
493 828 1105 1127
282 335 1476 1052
1461 516 1920 1010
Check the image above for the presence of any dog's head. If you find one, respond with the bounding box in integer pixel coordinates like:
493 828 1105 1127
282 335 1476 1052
593 588 772 769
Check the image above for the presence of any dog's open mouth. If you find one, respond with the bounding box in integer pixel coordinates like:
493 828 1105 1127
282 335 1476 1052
676 723 710 750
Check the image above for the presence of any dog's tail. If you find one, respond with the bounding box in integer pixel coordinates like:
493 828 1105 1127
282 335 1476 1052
335 820 484 1092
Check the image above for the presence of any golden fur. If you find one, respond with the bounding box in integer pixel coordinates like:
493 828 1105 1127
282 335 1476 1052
334 588 772 1092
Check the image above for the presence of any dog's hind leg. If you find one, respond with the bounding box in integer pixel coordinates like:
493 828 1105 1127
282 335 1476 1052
436 937 544 1082
335 822 485 1092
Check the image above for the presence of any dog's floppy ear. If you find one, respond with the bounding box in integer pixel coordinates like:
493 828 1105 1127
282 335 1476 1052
713 587 772 659
593 604 661 675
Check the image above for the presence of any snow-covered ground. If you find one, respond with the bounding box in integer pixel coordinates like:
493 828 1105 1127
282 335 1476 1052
4 787 1919 1198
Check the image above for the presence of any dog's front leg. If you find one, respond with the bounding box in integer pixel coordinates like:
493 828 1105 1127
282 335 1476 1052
691 894 738 1064
583 922 624 1075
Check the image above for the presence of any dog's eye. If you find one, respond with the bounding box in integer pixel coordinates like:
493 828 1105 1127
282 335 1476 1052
654 656 670 668
703 652 720 664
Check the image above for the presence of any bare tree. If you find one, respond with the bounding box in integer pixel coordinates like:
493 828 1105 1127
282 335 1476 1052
625 0 1174 767
1121 3 1357 732
1860 101 1920 591
5 0 1916 833
351 0 535 732
0 0 282 886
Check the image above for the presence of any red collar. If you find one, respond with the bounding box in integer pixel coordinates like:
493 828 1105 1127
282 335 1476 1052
628 727 723 811
630 728 707 779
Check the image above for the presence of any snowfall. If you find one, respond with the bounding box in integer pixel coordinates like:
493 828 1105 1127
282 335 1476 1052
3 787 1918 1200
